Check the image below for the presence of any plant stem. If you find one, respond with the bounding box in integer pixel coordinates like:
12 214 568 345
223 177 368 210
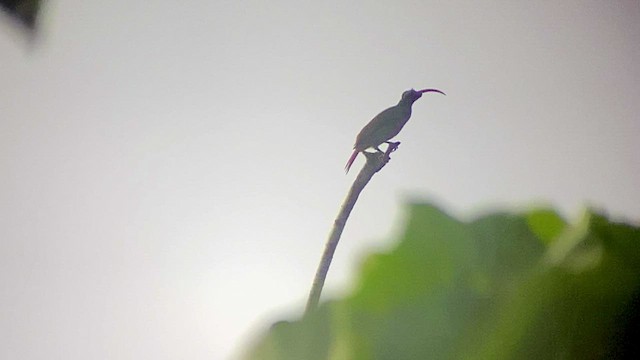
304 142 400 315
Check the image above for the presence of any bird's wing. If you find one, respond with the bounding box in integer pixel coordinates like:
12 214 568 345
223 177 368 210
354 106 398 150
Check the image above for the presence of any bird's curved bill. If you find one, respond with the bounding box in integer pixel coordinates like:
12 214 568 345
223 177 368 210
417 88 446 95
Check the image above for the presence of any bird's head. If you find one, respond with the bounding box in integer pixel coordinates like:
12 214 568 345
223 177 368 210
401 88 446 103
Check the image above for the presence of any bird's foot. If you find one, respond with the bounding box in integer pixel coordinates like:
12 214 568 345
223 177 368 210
362 142 401 173
385 141 401 153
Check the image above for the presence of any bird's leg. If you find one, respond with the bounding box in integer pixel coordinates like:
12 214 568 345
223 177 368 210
374 146 384 153
385 141 401 153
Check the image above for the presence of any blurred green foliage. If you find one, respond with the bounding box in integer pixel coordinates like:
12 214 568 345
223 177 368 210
246 203 640 359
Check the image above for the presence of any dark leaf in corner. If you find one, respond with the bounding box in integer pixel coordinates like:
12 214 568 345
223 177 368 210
0 0 42 31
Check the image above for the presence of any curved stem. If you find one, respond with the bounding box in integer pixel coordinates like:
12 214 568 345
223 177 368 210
305 142 400 315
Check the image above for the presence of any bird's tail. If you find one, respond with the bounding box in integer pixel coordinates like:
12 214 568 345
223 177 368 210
345 149 359 173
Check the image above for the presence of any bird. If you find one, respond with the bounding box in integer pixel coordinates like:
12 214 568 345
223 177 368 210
345 88 445 173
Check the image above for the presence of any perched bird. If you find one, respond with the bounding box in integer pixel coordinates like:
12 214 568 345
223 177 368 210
345 88 445 173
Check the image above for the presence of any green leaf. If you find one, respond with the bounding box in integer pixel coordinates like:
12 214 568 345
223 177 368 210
245 203 640 360
526 208 567 245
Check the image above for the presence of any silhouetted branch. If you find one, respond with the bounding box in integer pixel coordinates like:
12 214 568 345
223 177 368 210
305 142 400 315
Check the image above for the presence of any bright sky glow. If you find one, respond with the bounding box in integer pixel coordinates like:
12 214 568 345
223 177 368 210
1 1 639 358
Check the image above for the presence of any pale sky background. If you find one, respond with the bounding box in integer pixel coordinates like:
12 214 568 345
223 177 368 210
1 1 639 359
